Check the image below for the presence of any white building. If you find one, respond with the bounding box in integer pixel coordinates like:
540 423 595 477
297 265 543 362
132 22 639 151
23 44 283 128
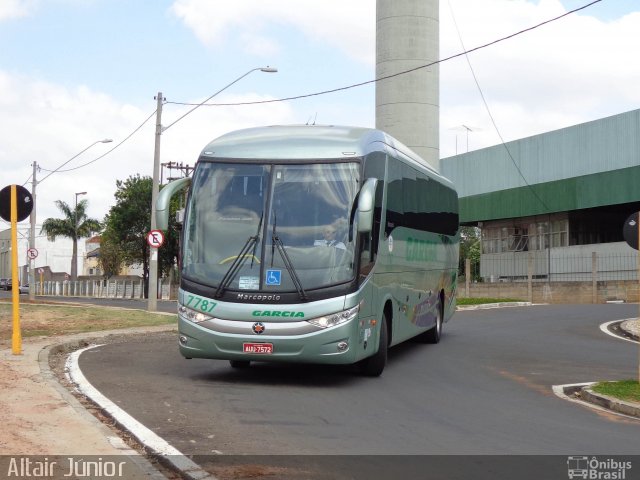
0 226 88 282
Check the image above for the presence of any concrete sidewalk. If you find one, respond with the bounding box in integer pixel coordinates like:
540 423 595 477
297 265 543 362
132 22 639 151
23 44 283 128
0 326 175 479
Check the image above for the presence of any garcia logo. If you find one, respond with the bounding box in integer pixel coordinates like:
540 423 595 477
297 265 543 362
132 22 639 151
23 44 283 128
252 310 305 318
567 456 632 480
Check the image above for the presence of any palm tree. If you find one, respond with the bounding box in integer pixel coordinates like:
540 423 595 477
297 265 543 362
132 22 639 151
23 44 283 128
40 199 101 281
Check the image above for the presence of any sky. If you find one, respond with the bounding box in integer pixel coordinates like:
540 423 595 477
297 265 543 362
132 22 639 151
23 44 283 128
1 0 639 238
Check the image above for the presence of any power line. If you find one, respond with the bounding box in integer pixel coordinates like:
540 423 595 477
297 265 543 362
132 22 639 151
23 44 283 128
447 0 553 213
38 109 157 175
21 173 33 188
166 0 602 110
27 0 601 178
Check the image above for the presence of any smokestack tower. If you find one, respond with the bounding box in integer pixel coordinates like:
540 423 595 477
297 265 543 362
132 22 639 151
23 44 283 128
376 0 439 171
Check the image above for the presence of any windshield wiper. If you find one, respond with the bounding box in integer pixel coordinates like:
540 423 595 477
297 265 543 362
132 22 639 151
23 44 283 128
214 211 263 299
271 214 308 301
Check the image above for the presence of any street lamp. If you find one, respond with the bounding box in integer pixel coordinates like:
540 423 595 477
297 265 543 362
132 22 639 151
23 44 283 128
28 139 112 299
147 66 278 311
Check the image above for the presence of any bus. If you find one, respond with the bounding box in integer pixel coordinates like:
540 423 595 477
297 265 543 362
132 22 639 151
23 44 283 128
157 125 459 376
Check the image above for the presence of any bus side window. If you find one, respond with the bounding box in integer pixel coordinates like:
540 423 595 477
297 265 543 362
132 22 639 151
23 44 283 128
360 153 386 278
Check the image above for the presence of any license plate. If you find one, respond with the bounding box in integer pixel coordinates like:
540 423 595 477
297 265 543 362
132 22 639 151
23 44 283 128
243 343 273 354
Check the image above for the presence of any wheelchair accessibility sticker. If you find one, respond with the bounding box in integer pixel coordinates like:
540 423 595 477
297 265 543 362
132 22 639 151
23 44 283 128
265 269 282 286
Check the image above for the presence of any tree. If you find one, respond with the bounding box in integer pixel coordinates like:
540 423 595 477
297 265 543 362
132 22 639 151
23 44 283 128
459 226 481 281
40 199 101 281
96 231 124 279
101 174 182 297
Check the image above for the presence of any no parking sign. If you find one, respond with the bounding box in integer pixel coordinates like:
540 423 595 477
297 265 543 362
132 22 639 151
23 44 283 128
147 229 165 248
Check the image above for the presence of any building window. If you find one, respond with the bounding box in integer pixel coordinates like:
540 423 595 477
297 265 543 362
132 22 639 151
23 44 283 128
482 215 568 253
550 219 568 247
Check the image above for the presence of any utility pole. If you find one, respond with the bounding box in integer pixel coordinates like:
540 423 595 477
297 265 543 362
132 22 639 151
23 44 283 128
148 92 164 311
29 162 37 301
146 67 276 312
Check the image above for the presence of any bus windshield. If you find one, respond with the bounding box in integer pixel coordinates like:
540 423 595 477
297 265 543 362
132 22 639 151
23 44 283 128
183 161 361 294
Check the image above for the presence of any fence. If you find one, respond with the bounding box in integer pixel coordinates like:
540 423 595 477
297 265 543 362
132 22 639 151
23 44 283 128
34 278 178 301
459 251 640 304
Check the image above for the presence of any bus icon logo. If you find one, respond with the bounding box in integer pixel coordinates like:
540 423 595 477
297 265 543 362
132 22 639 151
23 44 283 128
265 269 281 286
567 456 589 479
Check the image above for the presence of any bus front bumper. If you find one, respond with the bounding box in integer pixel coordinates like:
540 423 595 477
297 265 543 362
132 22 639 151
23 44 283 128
177 316 369 365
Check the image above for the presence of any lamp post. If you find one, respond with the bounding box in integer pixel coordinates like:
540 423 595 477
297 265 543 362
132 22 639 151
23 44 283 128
147 66 278 311
73 191 87 281
28 139 112 299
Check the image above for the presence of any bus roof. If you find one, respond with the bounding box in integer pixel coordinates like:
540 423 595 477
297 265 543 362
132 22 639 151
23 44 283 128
199 124 445 181
200 125 379 159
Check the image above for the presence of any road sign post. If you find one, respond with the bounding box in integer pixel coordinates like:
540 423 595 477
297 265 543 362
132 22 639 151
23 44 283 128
146 230 165 306
1 184 33 355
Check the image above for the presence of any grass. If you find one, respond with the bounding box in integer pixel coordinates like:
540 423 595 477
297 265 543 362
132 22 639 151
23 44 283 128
592 380 640 403
0 301 176 340
457 297 524 305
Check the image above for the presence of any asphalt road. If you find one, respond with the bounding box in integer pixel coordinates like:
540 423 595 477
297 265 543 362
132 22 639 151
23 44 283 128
76 304 640 463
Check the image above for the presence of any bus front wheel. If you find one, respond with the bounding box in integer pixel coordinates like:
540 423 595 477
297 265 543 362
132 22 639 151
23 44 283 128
358 314 388 377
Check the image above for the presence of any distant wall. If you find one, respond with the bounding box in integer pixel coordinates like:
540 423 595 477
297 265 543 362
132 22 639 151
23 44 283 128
459 280 640 304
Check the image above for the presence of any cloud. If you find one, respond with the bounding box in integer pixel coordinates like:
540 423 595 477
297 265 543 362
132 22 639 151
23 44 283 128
0 0 35 21
170 0 375 65
3 0 640 230
170 0 640 159
439 0 640 156
0 70 295 225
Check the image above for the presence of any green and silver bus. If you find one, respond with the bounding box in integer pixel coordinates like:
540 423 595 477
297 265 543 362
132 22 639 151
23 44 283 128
157 125 459 376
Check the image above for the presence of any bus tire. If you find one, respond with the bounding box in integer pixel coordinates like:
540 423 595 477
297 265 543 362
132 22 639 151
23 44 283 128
417 300 442 344
229 360 250 369
358 314 388 377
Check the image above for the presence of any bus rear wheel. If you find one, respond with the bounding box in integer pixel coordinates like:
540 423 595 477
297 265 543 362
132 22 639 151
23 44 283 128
358 314 388 377
416 300 442 344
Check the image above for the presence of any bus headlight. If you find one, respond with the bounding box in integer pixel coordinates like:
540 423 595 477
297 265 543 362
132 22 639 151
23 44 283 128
178 305 212 324
308 305 359 329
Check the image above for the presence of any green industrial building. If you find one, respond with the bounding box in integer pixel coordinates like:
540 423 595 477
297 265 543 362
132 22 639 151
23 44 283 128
441 108 640 282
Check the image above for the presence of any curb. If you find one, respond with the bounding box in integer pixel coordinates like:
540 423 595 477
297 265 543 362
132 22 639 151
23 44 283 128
619 319 640 341
579 386 640 419
555 383 640 420
43 325 218 480
38 339 168 480
457 301 532 310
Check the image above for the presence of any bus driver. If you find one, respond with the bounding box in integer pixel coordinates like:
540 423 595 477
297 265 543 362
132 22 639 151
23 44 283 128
314 224 346 250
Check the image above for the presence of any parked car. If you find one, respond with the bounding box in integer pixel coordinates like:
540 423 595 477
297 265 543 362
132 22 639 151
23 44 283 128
3 279 11 291
18 283 29 294
0 278 7 290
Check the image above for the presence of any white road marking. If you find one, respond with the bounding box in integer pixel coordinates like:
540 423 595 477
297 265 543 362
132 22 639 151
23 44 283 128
599 319 639 344
552 321 639 420
66 344 219 480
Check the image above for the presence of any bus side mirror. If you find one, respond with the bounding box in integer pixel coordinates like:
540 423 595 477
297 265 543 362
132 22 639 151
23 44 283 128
357 178 378 233
156 177 191 230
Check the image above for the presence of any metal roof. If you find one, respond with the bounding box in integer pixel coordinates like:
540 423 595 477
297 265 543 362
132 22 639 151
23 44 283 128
441 109 640 222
